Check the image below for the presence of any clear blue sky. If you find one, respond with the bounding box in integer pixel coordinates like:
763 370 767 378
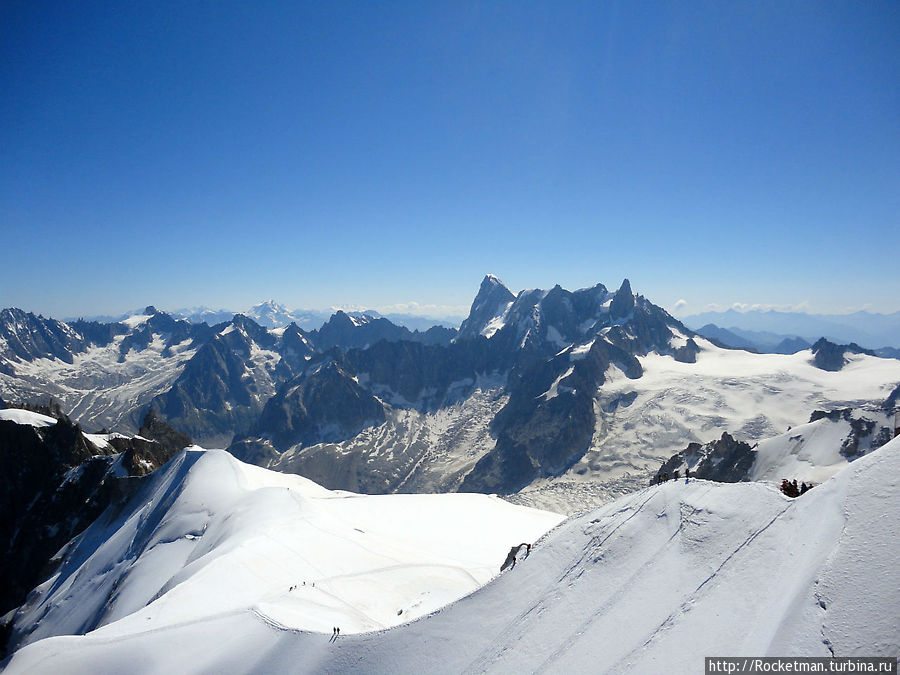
2 1 898 320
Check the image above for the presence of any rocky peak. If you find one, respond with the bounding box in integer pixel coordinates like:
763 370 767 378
457 275 516 340
609 279 634 320
811 338 875 372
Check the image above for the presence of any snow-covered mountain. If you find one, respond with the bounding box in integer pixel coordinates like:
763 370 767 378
4 277 900 515
0 306 453 445
5 437 898 673
228 277 900 512
653 401 897 486
3 447 562 656
0 308 211 433
0 406 190 622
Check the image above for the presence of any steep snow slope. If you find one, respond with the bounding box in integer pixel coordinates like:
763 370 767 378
0 408 57 427
7 438 897 674
512 339 900 513
750 411 893 484
5 448 562 655
651 407 894 489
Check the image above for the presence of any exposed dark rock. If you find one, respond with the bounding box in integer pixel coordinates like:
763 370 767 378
808 408 891 461
254 360 386 451
227 437 281 466
883 383 900 412
673 338 700 363
653 432 756 484
136 409 192 456
810 338 875 372
0 412 185 640
609 278 635 320
461 339 641 494
457 275 517 340
0 308 88 366
309 311 455 352
118 309 215 361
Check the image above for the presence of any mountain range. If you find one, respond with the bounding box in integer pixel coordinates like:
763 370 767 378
2 275 900 669
3 275 899 514
73 300 462 332
683 308 900 350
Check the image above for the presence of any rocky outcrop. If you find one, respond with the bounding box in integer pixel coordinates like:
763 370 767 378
0 308 89 367
609 278 635 320
252 360 386 451
461 339 642 494
653 432 756 484
456 275 517 340
807 408 891 460
810 338 875 371
0 409 186 632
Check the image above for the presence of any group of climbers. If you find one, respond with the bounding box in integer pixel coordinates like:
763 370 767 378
780 478 813 498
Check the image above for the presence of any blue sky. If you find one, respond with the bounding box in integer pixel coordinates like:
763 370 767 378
2 1 898 320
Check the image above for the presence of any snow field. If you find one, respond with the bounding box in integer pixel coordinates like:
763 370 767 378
8 438 898 674
7 447 563 652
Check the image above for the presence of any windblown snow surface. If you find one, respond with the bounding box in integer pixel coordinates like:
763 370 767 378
4 448 561 661
0 408 58 428
6 439 899 673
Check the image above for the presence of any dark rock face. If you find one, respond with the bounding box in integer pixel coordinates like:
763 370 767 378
309 311 456 352
673 338 701 364
117 310 213 361
882 383 900 412
341 337 509 410
0 410 187 634
228 276 695 495
653 432 756 484
149 336 260 445
148 315 309 446
457 275 517 340
609 278 635 320
313 311 406 350
808 408 891 461
254 360 386 451
461 339 642 494
810 338 876 371
0 308 88 367
135 409 192 457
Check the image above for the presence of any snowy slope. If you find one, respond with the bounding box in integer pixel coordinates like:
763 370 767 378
0 408 57 427
750 410 893 484
512 339 900 513
5 448 562 655
7 438 898 673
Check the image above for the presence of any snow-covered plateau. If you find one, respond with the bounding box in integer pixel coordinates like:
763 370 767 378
5 437 898 673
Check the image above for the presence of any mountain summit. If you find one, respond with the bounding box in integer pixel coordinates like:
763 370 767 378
457 274 517 340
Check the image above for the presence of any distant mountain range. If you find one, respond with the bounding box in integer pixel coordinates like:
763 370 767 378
683 308 900 349
70 300 462 332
